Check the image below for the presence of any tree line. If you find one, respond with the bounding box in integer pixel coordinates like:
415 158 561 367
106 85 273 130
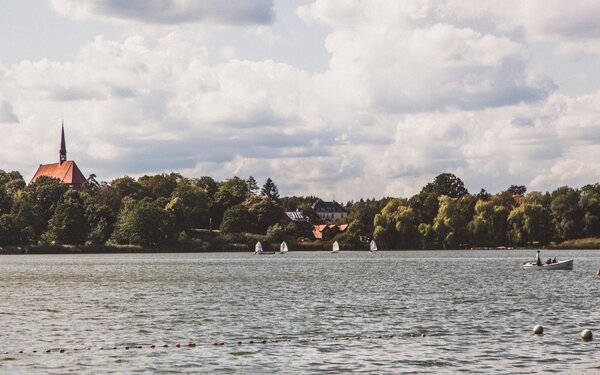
0 170 598 249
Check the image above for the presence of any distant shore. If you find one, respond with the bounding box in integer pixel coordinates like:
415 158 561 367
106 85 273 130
2 239 599 255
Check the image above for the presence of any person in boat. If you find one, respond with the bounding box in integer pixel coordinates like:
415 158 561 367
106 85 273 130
536 250 542 266
545 258 552 265
552 257 557 263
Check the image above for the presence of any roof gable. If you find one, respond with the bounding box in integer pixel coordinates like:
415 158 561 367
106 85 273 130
31 161 86 186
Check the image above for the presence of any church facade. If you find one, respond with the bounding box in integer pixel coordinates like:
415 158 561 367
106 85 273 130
30 125 86 189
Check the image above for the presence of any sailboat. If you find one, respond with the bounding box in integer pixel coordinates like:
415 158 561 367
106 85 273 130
253 241 275 255
369 240 378 254
279 241 289 254
254 241 263 255
332 241 340 254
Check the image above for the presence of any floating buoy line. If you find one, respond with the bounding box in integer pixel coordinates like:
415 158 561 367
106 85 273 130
2 328 594 357
1 333 424 356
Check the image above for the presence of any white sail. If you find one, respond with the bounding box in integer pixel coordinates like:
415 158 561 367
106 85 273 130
255 241 263 253
370 240 378 252
332 241 340 252
280 241 288 253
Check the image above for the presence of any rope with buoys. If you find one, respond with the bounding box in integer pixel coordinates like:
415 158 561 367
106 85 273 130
0 333 417 356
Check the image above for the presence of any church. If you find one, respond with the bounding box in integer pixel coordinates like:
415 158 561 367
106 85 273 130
30 124 86 189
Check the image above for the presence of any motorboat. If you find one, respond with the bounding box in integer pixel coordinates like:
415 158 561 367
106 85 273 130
522 259 573 270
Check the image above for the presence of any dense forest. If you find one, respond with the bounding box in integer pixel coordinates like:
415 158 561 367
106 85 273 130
0 169 599 250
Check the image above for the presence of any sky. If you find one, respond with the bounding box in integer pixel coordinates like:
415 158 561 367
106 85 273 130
1 0 599 201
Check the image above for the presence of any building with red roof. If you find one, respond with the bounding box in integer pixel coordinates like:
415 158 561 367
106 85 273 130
30 124 86 189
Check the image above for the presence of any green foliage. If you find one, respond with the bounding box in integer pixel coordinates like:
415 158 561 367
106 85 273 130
373 199 419 249
111 176 149 200
1 168 599 251
244 195 284 233
550 186 583 242
219 204 255 233
432 196 469 249
261 177 280 200
579 184 600 237
11 176 68 241
111 197 175 246
0 214 20 245
215 176 249 209
167 178 209 231
138 173 181 199
468 200 509 247
421 173 469 198
42 190 89 245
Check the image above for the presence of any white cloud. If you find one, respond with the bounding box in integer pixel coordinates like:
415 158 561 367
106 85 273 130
50 0 275 25
1 0 600 200
556 41 600 57
254 25 282 44
300 1 553 113
0 95 19 123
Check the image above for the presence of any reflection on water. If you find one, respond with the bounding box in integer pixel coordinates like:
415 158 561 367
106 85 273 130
1 250 599 373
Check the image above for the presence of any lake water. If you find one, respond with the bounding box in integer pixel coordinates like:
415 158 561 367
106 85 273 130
1 250 599 374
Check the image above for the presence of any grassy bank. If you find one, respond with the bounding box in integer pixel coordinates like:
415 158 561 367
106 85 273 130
549 237 600 250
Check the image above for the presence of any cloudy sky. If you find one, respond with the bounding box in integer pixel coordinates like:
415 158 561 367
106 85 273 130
1 0 600 201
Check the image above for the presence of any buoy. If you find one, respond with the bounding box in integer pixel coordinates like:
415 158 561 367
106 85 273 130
59 349 65 353
533 325 544 335
581 329 593 341
150 345 155 349
421 333 426 337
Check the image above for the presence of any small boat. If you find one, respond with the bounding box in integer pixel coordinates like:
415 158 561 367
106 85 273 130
253 241 275 255
522 259 573 270
332 241 340 253
279 241 288 254
369 240 378 254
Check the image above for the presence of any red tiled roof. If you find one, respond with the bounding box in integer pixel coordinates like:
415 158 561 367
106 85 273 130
30 161 86 186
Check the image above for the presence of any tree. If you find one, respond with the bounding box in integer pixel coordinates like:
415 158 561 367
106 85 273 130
409 191 439 225
244 195 285 233
246 176 259 196
219 204 254 233
507 185 527 196
508 203 551 247
111 197 175 246
138 173 181 200
468 200 509 247
261 178 280 200
215 176 249 209
550 186 582 242
579 184 600 237
421 173 469 198
42 190 89 245
0 214 20 245
167 178 209 231
373 199 419 249
432 196 468 249
11 176 68 241
111 176 149 201
347 197 391 242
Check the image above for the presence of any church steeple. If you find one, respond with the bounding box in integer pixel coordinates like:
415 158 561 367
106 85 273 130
59 122 67 164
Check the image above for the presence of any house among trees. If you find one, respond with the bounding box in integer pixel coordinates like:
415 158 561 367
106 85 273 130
312 199 348 221
284 209 306 223
312 224 348 241
30 124 86 189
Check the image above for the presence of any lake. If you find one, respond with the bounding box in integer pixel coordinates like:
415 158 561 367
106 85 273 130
1 250 599 373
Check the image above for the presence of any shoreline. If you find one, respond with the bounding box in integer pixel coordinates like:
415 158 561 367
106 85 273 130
1 244 598 255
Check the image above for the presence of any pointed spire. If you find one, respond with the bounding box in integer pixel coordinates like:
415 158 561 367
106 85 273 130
59 120 67 164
